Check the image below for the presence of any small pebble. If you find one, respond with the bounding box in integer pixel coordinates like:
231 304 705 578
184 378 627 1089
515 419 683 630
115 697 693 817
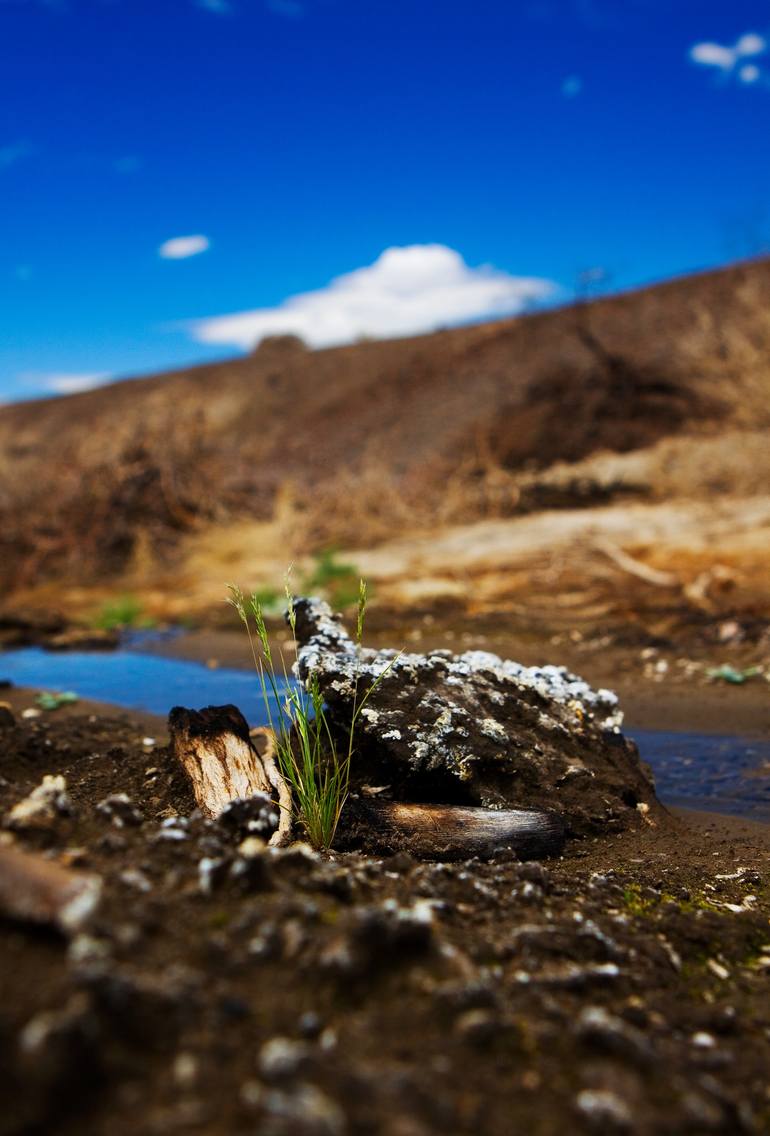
576 1088 632 1129
96 794 144 828
172 1052 198 1089
258 1037 312 1080
453 1008 498 1045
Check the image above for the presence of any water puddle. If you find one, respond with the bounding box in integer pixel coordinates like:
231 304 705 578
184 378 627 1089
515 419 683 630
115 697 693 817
1 644 769 822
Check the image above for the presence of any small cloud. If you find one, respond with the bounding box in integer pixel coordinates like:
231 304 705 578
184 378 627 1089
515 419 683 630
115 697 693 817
0 140 35 170
690 42 736 70
266 0 303 18
736 33 766 57
562 75 582 98
20 372 113 396
158 234 210 260
114 155 142 174
739 63 761 84
690 31 767 83
195 0 232 11
187 244 557 353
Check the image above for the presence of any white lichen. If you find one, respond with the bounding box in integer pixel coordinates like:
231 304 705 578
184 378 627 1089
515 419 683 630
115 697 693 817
295 599 623 733
479 718 507 742
292 598 631 807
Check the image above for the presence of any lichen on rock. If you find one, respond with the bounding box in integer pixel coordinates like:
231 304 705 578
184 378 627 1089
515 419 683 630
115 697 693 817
291 597 660 835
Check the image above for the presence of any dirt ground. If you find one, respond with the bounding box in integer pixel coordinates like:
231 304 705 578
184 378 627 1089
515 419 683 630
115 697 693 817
1 662 769 1136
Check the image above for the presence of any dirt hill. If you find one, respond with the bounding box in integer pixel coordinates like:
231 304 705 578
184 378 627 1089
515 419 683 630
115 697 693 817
1 258 770 601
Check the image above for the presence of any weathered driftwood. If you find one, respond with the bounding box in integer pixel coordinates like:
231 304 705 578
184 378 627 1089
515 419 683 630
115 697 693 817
0 841 101 934
343 800 566 860
168 704 292 845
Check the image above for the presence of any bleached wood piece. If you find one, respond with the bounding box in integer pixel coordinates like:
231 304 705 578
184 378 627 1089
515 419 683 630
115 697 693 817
347 799 566 861
168 704 292 845
0 841 102 934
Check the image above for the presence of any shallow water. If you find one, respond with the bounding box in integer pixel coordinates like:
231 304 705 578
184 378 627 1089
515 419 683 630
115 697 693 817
1 644 769 822
0 643 291 724
631 729 770 824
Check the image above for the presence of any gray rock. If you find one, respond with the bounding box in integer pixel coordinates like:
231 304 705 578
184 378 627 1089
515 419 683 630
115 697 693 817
453 1007 499 1045
575 1088 633 1130
6 774 73 831
96 793 144 828
258 1037 313 1080
576 1005 654 1063
259 1083 346 1136
292 598 660 835
218 793 279 840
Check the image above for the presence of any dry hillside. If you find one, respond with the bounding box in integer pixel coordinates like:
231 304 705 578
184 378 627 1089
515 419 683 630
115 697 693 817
1 258 770 613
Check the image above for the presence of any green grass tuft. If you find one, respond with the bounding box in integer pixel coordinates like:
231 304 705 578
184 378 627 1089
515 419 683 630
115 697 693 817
228 574 397 850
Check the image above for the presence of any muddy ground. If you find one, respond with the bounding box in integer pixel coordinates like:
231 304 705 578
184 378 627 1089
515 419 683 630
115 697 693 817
1 658 769 1136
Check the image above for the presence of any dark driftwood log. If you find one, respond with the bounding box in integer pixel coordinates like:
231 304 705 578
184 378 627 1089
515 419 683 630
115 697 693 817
341 800 566 861
0 842 102 933
168 704 292 845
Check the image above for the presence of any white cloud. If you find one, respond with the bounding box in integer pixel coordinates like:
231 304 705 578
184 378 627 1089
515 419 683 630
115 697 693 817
736 33 766 57
690 42 736 70
159 234 210 260
188 245 557 352
690 31 767 79
20 372 113 396
740 63 761 84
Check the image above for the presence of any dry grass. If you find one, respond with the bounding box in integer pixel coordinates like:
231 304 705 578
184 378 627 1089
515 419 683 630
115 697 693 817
0 413 236 592
1 257 769 600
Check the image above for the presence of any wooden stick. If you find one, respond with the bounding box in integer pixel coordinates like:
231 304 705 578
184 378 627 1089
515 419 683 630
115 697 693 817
0 841 101 934
168 705 292 845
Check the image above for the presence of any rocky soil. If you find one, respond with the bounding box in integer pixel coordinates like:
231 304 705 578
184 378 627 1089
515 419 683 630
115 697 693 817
1 701 770 1136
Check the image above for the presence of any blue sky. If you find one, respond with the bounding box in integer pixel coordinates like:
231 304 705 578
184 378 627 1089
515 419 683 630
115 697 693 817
1 0 769 401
